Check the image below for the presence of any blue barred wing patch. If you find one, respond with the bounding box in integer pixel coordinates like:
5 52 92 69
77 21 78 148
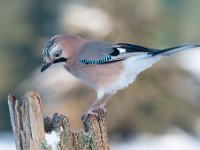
80 55 112 65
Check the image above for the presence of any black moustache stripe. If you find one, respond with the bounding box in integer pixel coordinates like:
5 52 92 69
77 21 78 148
53 57 67 64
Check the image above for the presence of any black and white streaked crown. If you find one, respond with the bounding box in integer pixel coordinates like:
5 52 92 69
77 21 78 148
43 38 56 57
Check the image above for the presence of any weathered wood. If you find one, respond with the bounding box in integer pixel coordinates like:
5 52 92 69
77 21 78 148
8 91 45 150
8 91 110 150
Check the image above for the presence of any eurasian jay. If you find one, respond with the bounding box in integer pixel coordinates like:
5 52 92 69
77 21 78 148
41 34 200 121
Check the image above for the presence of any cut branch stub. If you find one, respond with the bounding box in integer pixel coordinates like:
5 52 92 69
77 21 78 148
8 91 110 150
8 91 45 150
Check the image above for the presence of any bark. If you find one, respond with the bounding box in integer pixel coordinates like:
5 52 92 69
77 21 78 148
8 91 110 150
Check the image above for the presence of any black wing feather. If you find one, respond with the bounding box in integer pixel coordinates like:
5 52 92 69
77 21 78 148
103 43 155 64
113 43 155 53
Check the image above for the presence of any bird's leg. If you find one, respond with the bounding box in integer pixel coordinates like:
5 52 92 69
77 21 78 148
98 94 114 112
81 98 101 121
82 94 114 122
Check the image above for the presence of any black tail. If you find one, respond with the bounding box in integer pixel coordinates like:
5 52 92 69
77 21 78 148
149 44 200 56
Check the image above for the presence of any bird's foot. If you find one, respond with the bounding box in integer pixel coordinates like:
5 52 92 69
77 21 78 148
98 104 107 113
81 109 98 122
81 106 107 122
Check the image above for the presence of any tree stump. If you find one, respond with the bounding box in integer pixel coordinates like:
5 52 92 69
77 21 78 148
8 91 110 150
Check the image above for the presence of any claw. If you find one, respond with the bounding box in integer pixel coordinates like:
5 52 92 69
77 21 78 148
81 106 108 122
99 105 107 113
81 109 98 122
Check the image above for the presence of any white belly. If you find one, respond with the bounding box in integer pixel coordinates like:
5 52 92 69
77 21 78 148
97 55 162 99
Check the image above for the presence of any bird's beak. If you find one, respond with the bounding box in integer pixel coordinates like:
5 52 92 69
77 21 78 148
41 60 52 72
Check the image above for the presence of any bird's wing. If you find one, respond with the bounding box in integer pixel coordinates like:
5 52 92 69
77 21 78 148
79 42 155 65
110 43 155 62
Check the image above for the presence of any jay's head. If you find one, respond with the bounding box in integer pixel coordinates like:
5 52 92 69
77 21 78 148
41 35 68 72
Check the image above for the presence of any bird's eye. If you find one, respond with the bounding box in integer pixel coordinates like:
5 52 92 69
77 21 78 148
54 50 62 57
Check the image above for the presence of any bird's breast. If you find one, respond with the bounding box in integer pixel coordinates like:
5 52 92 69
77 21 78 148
64 61 124 93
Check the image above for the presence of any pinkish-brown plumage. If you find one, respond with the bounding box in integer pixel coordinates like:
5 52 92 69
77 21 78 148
41 34 200 121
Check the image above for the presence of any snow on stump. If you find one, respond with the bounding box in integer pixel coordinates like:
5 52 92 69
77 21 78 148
8 91 110 150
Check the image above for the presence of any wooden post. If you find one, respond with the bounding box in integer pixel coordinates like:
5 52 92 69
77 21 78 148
8 91 110 150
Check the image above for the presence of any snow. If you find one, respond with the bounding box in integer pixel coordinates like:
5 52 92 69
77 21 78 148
111 129 200 150
44 127 63 150
1 128 200 150
0 132 16 150
111 134 200 150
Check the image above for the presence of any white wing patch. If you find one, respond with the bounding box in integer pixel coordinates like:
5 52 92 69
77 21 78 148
117 48 126 53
